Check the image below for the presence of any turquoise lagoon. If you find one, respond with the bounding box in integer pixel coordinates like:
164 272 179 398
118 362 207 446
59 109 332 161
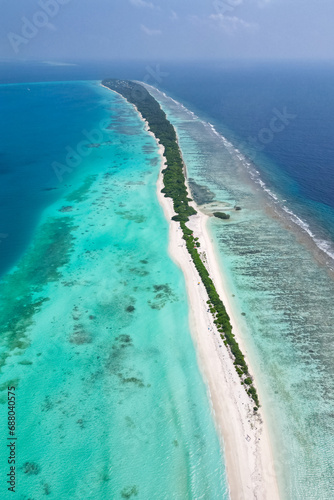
146 86 334 500
0 82 229 499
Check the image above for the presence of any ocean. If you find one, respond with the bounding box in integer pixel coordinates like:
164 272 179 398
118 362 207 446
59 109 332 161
155 61 334 263
145 62 334 499
1 60 334 499
0 81 228 498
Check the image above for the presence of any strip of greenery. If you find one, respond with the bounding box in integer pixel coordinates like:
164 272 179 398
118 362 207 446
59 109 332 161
102 79 259 409
180 221 259 408
102 79 196 222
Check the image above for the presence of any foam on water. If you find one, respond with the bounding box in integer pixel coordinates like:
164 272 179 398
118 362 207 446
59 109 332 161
212 121 334 263
144 84 334 500
198 117 334 264
147 84 334 266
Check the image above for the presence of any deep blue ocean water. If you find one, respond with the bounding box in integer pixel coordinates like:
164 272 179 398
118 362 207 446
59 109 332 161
1 61 334 499
142 63 334 499
1 60 334 266
146 78 334 499
156 61 334 262
0 81 113 276
0 80 229 499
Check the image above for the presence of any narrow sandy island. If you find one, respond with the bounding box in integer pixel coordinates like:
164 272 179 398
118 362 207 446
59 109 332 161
156 148 281 500
101 83 280 499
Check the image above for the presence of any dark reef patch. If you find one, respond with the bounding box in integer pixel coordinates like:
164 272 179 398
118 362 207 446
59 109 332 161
22 462 40 476
188 179 216 205
58 206 73 213
105 335 133 373
125 416 136 428
76 418 85 429
150 157 159 166
119 375 145 388
0 216 76 371
129 267 149 277
115 211 147 224
70 325 92 345
65 175 97 203
0 379 19 402
121 485 138 498
148 284 177 309
116 334 132 346
43 483 51 495
41 396 54 412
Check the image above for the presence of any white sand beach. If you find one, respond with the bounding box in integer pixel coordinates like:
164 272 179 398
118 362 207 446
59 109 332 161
101 83 280 499
156 146 281 500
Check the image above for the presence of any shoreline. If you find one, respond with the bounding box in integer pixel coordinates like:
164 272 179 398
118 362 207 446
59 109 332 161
156 157 280 500
101 82 281 499
142 82 334 276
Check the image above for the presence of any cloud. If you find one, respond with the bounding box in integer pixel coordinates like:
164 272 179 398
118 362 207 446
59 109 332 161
42 61 77 67
256 0 273 6
209 13 257 32
141 24 162 36
170 10 179 21
130 0 155 8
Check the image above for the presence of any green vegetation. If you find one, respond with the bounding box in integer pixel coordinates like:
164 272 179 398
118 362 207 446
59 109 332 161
213 212 230 220
181 220 259 407
102 79 196 222
102 79 259 409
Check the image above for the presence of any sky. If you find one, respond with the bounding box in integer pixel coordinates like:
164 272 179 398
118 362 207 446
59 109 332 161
1 0 334 63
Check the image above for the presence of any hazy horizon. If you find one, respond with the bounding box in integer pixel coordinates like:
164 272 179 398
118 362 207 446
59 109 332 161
1 0 334 64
